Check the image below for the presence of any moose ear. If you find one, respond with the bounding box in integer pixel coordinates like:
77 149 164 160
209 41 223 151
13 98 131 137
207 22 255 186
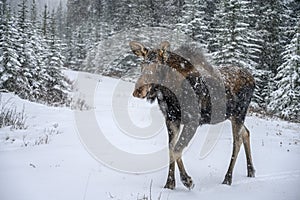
129 41 148 58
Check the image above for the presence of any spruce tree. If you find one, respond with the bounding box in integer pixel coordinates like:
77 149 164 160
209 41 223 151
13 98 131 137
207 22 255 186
1 0 70 105
176 0 207 45
44 10 69 104
16 0 33 99
0 2 22 93
30 0 37 26
41 4 50 37
55 0 65 40
73 28 86 70
27 0 47 99
250 0 286 110
210 0 260 70
269 21 300 121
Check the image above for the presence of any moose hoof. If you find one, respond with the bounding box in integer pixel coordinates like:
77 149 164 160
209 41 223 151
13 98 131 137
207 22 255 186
222 179 232 185
181 175 194 190
222 174 232 185
247 168 256 178
164 180 175 190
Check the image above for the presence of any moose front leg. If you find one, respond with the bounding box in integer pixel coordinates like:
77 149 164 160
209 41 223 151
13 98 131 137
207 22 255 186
173 122 198 190
164 120 180 190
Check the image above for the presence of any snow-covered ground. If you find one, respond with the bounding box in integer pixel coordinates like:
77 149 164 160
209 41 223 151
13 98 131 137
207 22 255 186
1 71 300 200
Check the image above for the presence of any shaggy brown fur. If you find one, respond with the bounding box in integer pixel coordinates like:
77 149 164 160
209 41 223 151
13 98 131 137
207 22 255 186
130 41 255 190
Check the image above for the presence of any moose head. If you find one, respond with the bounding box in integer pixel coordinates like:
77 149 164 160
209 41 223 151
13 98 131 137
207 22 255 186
129 41 195 100
129 41 170 64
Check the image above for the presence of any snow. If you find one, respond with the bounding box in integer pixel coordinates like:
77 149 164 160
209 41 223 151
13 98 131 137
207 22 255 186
1 71 300 200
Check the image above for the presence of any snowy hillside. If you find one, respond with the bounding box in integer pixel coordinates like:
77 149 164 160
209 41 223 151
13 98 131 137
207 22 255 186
0 71 300 200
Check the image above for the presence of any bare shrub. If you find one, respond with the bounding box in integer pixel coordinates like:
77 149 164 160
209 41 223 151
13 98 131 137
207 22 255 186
70 97 91 111
0 94 28 130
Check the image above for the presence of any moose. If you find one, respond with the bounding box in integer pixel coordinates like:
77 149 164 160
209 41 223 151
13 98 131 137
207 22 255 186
129 41 256 190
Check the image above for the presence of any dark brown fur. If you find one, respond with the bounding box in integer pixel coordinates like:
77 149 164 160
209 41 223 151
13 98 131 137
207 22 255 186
129 41 255 190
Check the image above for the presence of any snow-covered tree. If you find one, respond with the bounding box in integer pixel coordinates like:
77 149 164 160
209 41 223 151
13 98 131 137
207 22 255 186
256 0 284 73
268 21 300 121
26 0 48 100
73 28 86 70
0 3 22 93
250 0 293 110
43 10 69 104
1 0 70 105
41 4 50 37
209 0 260 70
30 0 37 25
15 0 35 98
55 0 65 39
64 25 76 69
176 0 208 46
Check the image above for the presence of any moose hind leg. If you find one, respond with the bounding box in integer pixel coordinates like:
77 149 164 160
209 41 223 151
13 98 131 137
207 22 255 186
177 156 194 190
164 120 180 190
241 125 255 178
223 119 243 185
164 150 176 189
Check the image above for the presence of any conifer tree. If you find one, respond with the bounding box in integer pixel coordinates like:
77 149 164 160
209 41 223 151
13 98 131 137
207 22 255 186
16 0 33 98
55 0 65 39
44 10 69 104
74 28 87 70
42 5 49 37
176 0 211 47
209 0 260 70
249 0 287 110
1 0 70 105
269 21 300 121
0 2 22 93
30 0 37 26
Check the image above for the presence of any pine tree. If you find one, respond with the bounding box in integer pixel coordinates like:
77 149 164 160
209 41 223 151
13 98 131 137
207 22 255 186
269 21 300 121
44 10 69 104
64 25 76 69
0 0 6 17
27 0 47 99
209 0 260 70
0 2 22 93
1 0 70 105
73 27 86 70
251 0 286 77
41 4 50 37
55 0 65 39
250 0 287 110
16 0 34 98
30 0 37 26
176 0 207 44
